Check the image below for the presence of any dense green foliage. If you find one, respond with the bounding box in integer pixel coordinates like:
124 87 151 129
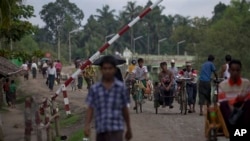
0 0 35 42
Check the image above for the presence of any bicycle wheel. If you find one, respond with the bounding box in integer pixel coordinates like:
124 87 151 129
179 89 184 114
135 90 139 114
139 89 143 113
208 128 217 141
183 87 188 115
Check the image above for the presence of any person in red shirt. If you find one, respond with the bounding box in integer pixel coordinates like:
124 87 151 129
218 60 250 140
3 78 11 106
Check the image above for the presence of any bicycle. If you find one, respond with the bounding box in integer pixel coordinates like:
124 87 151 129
144 80 153 101
133 80 144 114
176 77 192 115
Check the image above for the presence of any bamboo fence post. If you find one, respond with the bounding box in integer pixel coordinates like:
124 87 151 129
43 99 53 141
0 114 4 141
35 110 42 141
24 97 33 141
52 100 60 137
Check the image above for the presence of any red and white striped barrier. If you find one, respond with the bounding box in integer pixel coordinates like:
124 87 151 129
62 85 71 115
52 0 164 115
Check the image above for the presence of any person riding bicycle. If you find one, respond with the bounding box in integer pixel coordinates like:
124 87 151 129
124 59 136 80
218 60 250 141
220 54 232 79
178 61 198 113
159 62 174 108
124 60 137 95
83 64 96 89
131 58 148 110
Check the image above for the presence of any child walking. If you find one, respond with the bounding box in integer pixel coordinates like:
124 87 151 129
10 80 17 108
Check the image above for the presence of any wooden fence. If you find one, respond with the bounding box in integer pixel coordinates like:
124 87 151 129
24 96 61 141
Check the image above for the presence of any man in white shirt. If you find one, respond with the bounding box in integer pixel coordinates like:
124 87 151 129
220 55 232 79
47 63 57 91
169 59 178 96
42 61 48 78
132 58 148 109
22 62 29 80
31 61 38 79
132 58 148 81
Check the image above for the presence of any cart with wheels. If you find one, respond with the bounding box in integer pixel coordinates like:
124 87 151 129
153 83 176 114
205 78 229 141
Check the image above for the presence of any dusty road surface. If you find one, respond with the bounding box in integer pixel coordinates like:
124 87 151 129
2 65 229 141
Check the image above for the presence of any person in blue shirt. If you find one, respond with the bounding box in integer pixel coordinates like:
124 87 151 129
84 55 132 141
199 55 218 116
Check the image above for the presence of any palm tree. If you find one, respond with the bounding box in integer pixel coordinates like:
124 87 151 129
122 1 141 52
95 5 116 36
0 0 21 27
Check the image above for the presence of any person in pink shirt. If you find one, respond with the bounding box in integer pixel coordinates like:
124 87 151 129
55 60 62 84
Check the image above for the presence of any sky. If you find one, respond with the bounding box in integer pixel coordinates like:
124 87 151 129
24 0 231 27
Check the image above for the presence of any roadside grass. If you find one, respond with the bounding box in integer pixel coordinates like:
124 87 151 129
60 114 81 127
55 129 85 141
15 94 31 104
0 107 9 113
68 129 85 141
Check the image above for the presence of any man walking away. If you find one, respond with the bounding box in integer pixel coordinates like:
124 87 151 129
22 62 29 80
42 61 48 78
198 55 217 116
47 63 57 91
220 54 232 79
84 55 132 141
31 61 38 79
77 69 83 91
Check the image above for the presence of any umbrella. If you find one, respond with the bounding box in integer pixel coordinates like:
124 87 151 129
41 57 50 62
93 55 126 65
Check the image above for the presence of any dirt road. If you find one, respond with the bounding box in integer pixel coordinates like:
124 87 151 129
2 65 229 141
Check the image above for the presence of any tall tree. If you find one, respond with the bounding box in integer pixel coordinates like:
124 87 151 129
123 1 142 52
212 2 228 22
95 5 117 36
0 0 18 27
0 1 35 42
40 0 84 43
